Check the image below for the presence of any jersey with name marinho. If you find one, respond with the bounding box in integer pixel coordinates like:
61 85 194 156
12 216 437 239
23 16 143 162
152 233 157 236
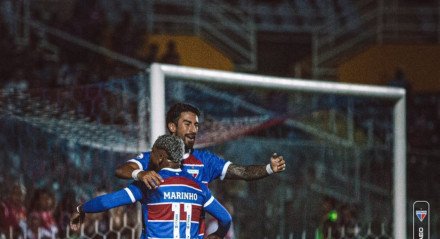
127 167 222 239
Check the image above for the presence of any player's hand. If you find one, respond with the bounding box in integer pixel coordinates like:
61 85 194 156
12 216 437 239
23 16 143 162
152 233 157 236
69 210 85 231
138 170 164 189
270 153 286 173
205 234 222 239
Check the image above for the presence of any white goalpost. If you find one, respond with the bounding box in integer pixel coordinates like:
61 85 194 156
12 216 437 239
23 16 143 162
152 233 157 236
149 63 406 239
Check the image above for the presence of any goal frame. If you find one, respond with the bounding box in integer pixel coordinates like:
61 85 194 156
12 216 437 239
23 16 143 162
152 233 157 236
149 63 407 239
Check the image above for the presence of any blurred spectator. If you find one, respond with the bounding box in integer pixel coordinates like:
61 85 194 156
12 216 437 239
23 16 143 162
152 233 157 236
159 40 180 65
338 204 360 238
26 212 43 239
54 190 76 237
317 196 339 239
82 190 110 239
109 206 125 231
28 188 58 238
108 204 139 239
0 182 27 238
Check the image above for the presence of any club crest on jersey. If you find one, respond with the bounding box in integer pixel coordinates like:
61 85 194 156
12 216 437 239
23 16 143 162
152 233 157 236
416 210 427 222
187 169 199 178
136 153 144 159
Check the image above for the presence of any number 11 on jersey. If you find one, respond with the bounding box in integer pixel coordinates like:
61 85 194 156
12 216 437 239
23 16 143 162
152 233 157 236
172 202 193 239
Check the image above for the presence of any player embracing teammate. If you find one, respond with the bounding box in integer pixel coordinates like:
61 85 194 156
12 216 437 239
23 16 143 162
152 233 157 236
71 103 286 238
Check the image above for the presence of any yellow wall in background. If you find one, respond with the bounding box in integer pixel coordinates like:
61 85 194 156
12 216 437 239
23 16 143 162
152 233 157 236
338 45 440 92
141 35 233 71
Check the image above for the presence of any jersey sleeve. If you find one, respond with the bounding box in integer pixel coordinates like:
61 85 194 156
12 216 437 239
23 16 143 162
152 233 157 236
81 182 143 213
127 152 151 171
195 150 231 182
201 185 232 237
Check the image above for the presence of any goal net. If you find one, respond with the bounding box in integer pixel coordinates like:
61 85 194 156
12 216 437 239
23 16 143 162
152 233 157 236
150 63 406 239
0 64 406 239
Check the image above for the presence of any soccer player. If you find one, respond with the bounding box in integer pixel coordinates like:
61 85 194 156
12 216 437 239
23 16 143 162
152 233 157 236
70 135 231 239
116 103 286 190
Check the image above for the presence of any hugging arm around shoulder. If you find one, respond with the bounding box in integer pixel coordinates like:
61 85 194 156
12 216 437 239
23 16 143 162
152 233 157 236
115 152 151 179
82 184 142 213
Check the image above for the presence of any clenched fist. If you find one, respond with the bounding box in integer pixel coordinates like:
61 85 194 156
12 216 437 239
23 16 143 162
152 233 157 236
270 153 286 173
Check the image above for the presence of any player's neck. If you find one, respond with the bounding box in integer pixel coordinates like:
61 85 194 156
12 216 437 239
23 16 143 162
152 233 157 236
184 146 193 154
159 160 181 170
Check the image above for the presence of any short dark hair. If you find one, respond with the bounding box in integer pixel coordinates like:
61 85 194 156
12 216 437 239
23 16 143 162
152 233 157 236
153 135 184 163
166 103 200 132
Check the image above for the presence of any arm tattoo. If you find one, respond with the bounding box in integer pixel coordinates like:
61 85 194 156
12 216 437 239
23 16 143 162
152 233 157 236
224 164 269 181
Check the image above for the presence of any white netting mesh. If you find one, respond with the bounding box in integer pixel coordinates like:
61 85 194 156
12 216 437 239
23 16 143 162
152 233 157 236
0 71 397 238
0 75 144 153
163 76 396 238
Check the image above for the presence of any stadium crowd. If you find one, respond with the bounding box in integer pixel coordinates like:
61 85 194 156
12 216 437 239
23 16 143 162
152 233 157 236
0 179 141 239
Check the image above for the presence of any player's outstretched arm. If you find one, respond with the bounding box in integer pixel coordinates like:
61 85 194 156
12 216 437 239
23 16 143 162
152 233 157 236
204 197 232 238
69 185 142 231
224 153 286 181
115 162 164 190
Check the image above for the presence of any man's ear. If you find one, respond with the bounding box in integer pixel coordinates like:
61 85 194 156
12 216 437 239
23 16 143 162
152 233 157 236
168 122 177 133
159 151 168 164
